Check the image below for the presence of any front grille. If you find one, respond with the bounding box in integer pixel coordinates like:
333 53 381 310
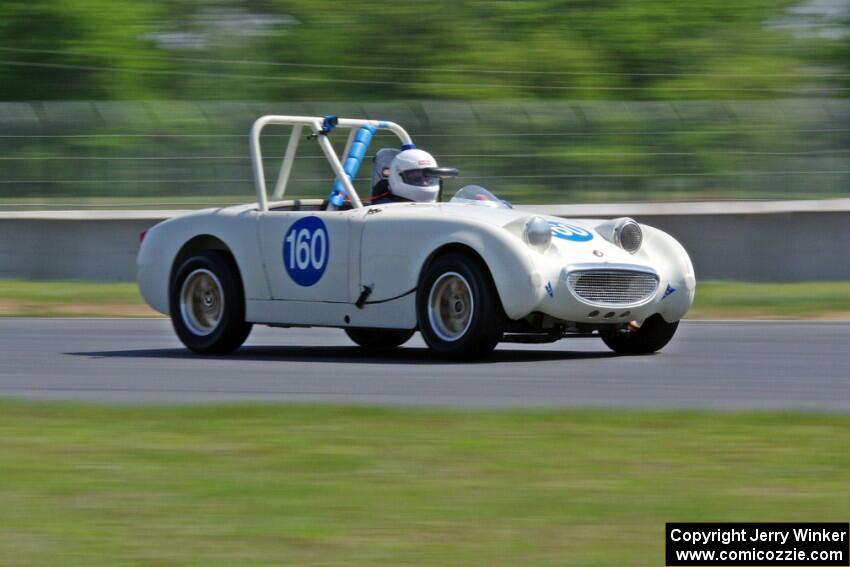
567 269 659 305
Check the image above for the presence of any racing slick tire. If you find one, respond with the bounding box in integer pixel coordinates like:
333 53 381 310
601 314 678 355
345 328 415 350
169 251 252 354
417 253 503 360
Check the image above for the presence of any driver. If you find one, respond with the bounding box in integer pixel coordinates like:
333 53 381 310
370 149 440 205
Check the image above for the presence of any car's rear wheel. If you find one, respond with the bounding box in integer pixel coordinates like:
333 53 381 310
170 251 252 354
417 253 503 360
345 328 415 350
601 314 678 355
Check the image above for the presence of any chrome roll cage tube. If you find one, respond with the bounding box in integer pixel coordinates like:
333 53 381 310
249 115 414 212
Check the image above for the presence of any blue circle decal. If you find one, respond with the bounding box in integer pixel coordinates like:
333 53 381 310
283 217 329 286
547 221 594 242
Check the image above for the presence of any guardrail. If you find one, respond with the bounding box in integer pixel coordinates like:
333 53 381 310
2 200 850 282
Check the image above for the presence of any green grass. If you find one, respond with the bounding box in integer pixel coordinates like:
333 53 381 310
0 402 848 566
0 280 151 317
2 279 850 319
689 281 850 319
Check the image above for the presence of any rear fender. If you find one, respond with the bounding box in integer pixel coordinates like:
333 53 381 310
137 210 268 315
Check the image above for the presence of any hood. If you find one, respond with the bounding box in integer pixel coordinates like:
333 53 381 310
378 202 641 262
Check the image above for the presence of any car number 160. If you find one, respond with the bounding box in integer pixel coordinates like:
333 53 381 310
283 217 329 286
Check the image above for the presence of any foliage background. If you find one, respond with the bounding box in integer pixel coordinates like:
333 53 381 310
0 0 848 204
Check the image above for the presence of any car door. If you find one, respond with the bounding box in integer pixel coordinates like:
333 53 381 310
258 211 353 302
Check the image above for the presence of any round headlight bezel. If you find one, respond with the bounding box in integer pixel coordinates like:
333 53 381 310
613 218 642 254
524 216 552 249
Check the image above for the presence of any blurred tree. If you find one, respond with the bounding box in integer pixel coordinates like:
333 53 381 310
0 0 171 99
0 0 844 101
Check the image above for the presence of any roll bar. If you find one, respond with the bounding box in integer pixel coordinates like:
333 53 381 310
249 115 414 212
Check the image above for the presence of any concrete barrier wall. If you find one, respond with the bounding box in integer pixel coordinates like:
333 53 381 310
2 200 850 283
624 212 850 281
0 211 176 282
527 199 850 282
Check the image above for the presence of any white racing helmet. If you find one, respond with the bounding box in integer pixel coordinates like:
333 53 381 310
388 149 440 202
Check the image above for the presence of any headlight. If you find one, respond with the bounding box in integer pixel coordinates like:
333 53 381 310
524 216 552 249
614 218 642 254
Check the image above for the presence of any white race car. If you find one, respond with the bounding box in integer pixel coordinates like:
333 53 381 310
138 115 695 359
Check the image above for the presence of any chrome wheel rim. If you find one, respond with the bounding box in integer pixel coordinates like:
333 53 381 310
427 272 474 342
179 269 224 336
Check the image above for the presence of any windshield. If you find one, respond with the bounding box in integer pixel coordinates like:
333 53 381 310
449 185 513 209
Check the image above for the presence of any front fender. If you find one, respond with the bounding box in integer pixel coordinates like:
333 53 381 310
641 225 696 322
361 217 543 320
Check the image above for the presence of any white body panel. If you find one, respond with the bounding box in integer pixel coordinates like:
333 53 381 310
137 205 269 315
138 200 695 329
258 211 354 302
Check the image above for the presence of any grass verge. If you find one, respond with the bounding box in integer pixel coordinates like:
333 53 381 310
2 279 850 319
0 280 154 317
0 402 848 565
687 281 850 320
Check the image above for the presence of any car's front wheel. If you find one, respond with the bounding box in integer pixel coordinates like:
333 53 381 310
417 253 503 360
169 251 252 354
345 328 415 350
601 314 679 355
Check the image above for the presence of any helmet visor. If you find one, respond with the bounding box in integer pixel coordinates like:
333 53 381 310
400 169 439 187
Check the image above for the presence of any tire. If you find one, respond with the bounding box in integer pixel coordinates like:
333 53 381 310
345 328 415 350
417 252 503 360
169 250 252 354
600 314 679 355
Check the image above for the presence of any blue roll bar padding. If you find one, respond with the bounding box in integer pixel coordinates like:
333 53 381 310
328 124 376 207
321 115 338 135
400 143 416 151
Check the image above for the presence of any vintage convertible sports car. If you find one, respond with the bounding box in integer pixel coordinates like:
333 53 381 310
137 115 695 359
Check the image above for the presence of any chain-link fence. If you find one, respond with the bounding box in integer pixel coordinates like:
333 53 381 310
1 100 848 208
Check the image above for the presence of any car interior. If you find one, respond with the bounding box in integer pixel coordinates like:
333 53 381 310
268 147 400 212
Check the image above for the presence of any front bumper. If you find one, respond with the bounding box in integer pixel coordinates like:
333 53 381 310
533 262 694 324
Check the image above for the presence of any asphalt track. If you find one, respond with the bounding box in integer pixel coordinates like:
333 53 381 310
1 318 848 410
